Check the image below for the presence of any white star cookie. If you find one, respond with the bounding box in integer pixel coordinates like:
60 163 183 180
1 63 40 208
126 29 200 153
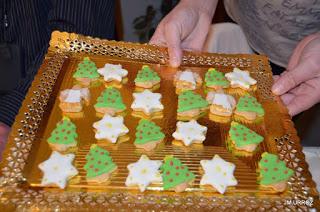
98 63 128 82
172 120 207 146
225 68 257 89
206 92 236 115
131 90 164 115
38 151 78 189
125 155 162 192
200 155 237 194
93 115 129 143
60 87 90 103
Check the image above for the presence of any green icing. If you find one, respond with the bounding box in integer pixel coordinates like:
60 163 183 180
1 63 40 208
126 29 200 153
205 68 229 87
84 145 117 178
48 117 77 145
134 119 165 145
229 121 263 147
134 65 160 83
236 94 265 116
177 91 208 112
94 87 126 110
259 152 293 185
161 156 195 190
73 57 99 79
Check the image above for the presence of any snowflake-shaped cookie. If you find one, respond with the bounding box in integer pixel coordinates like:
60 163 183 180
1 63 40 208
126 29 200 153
200 155 237 194
98 63 128 82
93 115 129 143
38 151 78 189
131 90 164 115
172 120 207 146
225 68 256 89
60 87 90 103
125 155 162 192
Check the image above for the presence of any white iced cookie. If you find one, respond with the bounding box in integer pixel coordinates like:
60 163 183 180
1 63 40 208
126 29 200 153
200 155 237 194
131 90 164 115
172 120 207 146
98 63 128 82
93 114 129 143
225 68 257 89
206 92 236 116
174 70 202 90
60 87 90 103
38 151 78 189
125 155 162 192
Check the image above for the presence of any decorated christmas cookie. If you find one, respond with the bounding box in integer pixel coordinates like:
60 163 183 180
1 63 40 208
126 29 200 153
94 87 126 115
172 120 207 146
206 91 236 117
258 152 293 192
93 115 129 143
134 119 165 151
225 67 257 90
125 155 162 192
205 68 229 89
59 86 90 113
174 70 202 91
73 57 99 84
131 90 164 116
47 117 78 152
98 63 128 83
161 156 195 192
200 155 237 194
235 94 265 121
177 91 209 118
228 121 263 153
84 145 117 183
134 65 160 88
38 151 78 189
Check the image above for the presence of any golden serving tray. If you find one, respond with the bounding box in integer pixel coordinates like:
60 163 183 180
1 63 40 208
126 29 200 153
0 31 318 211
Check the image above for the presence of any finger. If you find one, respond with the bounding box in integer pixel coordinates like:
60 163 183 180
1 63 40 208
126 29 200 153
272 58 319 95
149 23 166 45
273 75 280 82
286 95 312 116
164 22 183 67
280 93 295 105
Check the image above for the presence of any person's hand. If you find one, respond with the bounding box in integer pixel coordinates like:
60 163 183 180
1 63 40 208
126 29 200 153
0 122 11 159
272 33 320 116
150 0 218 67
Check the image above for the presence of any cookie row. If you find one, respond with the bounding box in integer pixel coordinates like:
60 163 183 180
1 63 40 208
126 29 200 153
39 147 293 193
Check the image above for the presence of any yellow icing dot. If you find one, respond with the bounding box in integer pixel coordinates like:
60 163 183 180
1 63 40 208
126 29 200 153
215 166 221 172
53 166 59 171
141 168 148 174
106 123 113 128
223 172 227 176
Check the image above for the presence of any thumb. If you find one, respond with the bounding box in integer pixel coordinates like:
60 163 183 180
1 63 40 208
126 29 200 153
164 23 183 67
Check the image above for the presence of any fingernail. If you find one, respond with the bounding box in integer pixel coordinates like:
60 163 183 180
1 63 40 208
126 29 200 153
272 84 282 95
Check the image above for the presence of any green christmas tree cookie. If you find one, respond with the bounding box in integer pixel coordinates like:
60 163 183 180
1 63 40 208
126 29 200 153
205 68 229 88
161 156 195 191
229 121 263 151
236 94 265 116
47 116 78 151
177 91 208 113
134 119 165 151
73 57 99 79
94 87 126 114
258 152 293 188
84 145 117 182
135 65 160 83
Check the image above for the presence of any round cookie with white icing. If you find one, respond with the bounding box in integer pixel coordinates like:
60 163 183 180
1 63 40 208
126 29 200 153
73 57 100 85
225 67 257 90
125 155 162 192
38 151 78 189
206 91 236 117
94 87 126 115
172 120 207 146
174 70 202 91
59 86 90 113
200 154 237 194
93 114 129 143
131 90 164 116
134 65 161 89
98 63 128 83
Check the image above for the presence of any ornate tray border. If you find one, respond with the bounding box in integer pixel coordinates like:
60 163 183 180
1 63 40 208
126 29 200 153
0 31 318 211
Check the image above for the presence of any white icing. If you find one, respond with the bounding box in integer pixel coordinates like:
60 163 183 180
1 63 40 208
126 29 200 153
225 68 257 89
207 92 236 111
93 115 129 143
98 63 128 82
172 120 207 146
62 88 89 103
179 71 196 84
200 154 237 194
131 90 164 115
38 151 78 189
125 155 162 192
